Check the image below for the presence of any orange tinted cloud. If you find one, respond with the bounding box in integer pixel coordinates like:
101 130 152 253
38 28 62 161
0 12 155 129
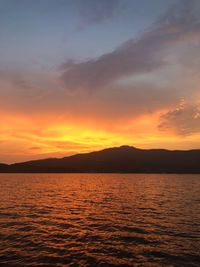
1 110 200 163
1 1 200 162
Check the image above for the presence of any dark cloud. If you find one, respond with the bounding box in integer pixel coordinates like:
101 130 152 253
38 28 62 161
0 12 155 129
159 101 200 135
61 0 200 92
1 0 200 131
0 67 189 123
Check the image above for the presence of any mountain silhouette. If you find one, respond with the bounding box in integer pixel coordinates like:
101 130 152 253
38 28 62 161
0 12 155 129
0 163 7 171
0 145 200 173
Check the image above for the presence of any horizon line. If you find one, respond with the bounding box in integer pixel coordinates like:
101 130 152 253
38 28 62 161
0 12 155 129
1 145 200 165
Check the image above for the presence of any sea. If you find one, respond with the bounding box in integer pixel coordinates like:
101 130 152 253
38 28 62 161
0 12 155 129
0 173 199 266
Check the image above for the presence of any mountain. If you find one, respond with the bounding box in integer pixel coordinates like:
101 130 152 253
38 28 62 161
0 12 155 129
0 163 8 171
0 145 200 173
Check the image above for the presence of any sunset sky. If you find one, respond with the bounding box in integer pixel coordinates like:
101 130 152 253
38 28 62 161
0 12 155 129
0 0 200 163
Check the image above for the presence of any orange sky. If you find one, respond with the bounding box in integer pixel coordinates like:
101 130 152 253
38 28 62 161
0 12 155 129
1 109 200 163
0 0 200 163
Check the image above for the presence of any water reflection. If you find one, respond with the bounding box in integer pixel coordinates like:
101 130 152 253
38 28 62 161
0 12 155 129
0 174 200 266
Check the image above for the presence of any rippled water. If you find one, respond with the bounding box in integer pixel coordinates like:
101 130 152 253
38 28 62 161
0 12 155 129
0 174 200 266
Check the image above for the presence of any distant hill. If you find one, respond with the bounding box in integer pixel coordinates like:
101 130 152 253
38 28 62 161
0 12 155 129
0 163 8 171
0 145 200 173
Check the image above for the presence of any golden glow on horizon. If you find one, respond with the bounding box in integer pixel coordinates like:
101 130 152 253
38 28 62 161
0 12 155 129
0 0 200 164
0 110 200 163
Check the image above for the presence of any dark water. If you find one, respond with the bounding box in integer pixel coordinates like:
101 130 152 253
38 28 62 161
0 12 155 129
0 174 199 267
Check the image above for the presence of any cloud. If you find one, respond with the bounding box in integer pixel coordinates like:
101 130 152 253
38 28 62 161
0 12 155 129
1 0 200 133
75 0 120 31
29 147 41 150
61 0 200 92
159 100 200 135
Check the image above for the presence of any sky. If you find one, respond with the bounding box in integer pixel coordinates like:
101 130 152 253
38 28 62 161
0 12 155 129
0 0 200 163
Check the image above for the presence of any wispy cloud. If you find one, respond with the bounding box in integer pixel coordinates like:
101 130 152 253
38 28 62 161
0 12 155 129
75 0 120 31
61 0 200 92
159 100 200 135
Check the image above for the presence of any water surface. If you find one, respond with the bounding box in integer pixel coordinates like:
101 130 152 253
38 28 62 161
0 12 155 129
0 174 199 266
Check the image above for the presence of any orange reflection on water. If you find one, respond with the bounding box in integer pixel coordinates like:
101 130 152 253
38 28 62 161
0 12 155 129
0 173 199 266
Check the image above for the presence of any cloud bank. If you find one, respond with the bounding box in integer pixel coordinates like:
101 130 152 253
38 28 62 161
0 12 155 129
159 100 200 135
1 0 200 163
61 0 200 92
